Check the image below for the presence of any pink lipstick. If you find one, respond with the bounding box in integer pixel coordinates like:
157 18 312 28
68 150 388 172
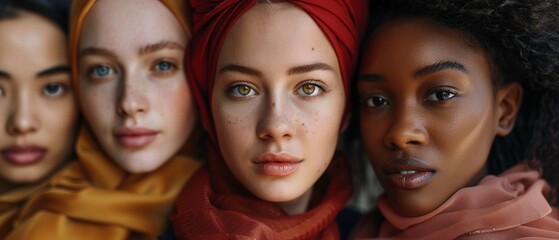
384 157 436 190
114 127 159 148
1 145 47 166
253 152 303 177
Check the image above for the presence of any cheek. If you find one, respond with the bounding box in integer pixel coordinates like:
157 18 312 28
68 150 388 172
213 101 256 152
79 83 116 130
156 81 197 137
44 98 78 135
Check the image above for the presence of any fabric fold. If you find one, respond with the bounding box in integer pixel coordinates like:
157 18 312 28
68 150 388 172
375 163 559 239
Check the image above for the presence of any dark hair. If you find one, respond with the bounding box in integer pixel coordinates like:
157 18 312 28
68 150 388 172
358 0 559 201
0 0 70 34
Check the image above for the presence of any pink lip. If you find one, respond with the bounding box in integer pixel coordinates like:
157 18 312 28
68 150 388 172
383 157 436 190
114 127 159 148
253 152 303 177
1 145 47 166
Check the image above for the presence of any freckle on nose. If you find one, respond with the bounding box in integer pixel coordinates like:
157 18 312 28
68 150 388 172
271 102 276 107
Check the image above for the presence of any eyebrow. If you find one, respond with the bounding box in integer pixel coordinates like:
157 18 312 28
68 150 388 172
287 63 335 75
37 65 70 78
0 65 69 81
414 61 467 77
79 47 118 59
139 41 184 55
358 60 467 82
218 64 263 77
0 70 10 79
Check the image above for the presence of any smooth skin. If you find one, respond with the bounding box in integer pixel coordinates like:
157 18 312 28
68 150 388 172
0 11 77 184
358 18 522 217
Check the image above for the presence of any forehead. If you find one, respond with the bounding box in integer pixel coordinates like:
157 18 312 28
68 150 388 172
79 0 185 51
361 18 486 73
218 3 338 69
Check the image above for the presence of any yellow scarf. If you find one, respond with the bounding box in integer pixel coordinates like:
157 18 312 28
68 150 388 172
6 126 201 240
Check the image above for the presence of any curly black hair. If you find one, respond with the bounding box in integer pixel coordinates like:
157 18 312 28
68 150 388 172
355 0 559 202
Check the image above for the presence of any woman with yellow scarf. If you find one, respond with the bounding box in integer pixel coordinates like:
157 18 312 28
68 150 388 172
4 0 203 239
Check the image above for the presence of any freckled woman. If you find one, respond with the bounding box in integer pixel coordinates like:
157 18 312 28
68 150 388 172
171 0 367 239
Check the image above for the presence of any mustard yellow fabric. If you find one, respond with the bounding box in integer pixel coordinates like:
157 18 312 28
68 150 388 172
6 127 200 240
0 0 200 239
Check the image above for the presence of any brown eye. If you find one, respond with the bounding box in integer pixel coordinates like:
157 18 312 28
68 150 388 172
296 80 327 97
227 82 257 98
302 84 316 95
364 95 389 107
238 85 251 95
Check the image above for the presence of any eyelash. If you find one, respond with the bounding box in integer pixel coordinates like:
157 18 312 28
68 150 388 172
424 86 459 102
86 64 116 80
295 79 330 97
42 83 69 97
226 81 258 98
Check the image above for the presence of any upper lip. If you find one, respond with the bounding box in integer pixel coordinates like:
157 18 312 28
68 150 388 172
113 127 159 137
384 157 436 174
253 152 303 163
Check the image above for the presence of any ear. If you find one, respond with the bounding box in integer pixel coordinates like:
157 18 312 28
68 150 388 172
495 82 523 136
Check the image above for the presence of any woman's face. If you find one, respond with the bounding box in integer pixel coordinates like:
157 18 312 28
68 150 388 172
78 0 195 173
0 12 77 183
212 4 344 209
358 18 521 217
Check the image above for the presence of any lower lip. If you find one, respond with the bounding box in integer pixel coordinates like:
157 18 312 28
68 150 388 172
115 134 158 148
2 149 47 166
255 162 301 177
386 171 435 190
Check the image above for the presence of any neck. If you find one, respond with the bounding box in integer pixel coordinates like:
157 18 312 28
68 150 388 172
276 187 313 215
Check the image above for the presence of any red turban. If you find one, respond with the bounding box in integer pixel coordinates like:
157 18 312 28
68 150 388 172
171 0 368 239
187 0 368 144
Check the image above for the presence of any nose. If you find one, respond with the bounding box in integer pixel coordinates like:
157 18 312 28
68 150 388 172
257 96 294 141
383 105 428 151
116 73 149 118
7 91 39 135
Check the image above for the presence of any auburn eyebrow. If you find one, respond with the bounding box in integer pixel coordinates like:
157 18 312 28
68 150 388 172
139 41 185 55
79 47 118 59
37 65 70 78
218 64 263 77
414 61 467 78
287 63 334 75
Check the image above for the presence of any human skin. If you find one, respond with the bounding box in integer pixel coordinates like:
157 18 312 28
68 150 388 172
358 18 522 217
0 11 77 184
78 0 195 173
212 3 345 215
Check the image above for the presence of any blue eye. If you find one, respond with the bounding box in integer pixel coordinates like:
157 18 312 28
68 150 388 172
364 95 389 107
95 66 110 76
228 83 257 98
425 88 457 102
43 83 65 97
155 61 174 72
